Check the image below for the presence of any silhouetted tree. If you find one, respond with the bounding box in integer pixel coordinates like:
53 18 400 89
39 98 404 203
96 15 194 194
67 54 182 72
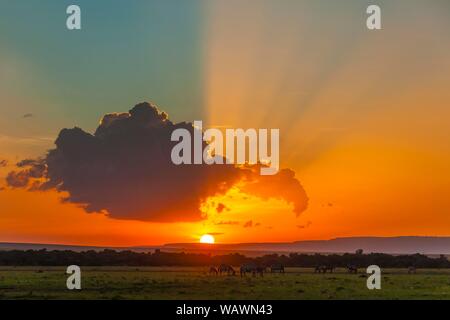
0 250 448 268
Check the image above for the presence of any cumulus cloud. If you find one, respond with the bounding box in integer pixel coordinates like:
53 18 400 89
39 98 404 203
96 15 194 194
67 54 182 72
6 159 45 188
240 166 309 216
5 102 308 223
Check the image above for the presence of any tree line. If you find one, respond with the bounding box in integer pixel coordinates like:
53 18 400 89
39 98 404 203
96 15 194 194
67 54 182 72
0 249 448 268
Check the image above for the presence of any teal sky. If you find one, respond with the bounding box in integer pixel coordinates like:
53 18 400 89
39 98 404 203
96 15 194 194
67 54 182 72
0 0 205 154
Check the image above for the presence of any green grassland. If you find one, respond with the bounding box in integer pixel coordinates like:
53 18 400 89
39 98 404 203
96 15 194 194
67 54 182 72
0 267 450 300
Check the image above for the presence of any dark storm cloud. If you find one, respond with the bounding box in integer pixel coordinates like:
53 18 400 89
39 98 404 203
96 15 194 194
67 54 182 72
6 171 30 188
6 159 45 188
240 166 309 216
6 102 309 223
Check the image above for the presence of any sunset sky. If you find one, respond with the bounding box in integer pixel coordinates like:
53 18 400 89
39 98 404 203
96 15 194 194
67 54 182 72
1 0 450 246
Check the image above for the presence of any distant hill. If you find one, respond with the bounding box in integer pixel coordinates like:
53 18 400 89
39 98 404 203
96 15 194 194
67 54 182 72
1 236 450 255
0 242 128 252
163 236 450 255
0 242 165 253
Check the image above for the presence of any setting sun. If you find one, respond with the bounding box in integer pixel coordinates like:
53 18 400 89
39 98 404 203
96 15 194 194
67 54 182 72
200 234 215 244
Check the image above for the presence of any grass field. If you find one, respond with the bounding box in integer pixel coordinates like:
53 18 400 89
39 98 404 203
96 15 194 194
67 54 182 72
1 266 450 300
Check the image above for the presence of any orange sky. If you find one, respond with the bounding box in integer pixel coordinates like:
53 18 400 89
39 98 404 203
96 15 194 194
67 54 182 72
1 1 450 246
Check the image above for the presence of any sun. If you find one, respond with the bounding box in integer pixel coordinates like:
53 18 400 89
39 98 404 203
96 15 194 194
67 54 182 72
200 234 215 244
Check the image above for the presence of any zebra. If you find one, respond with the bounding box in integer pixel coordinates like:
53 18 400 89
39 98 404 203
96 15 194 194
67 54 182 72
218 264 236 276
347 265 358 274
315 265 334 273
209 266 218 275
270 263 285 274
408 266 417 274
240 264 264 277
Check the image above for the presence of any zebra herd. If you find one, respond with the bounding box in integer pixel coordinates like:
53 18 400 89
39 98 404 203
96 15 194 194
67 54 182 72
209 263 285 277
209 264 420 276
314 265 359 273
